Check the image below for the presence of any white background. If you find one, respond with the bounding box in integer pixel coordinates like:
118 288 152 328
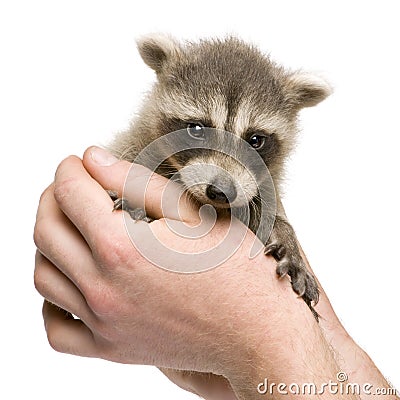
0 1 399 398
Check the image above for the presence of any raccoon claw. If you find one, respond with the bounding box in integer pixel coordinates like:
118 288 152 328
289 266 317 301
281 255 319 304
127 208 153 222
275 258 290 279
107 191 131 213
107 190 153 222
265 242 286 260
112 197 126 211
107 190 120 207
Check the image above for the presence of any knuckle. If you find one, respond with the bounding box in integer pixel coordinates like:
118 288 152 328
34 185 56 249
46 325 64 353
33 218 51 251
33 253 52 297
55 155 79 176
33 222 43 249
38 184 52 205
53 156 81 204
33 262 45 295
94 231 134 272
85 283 118 320
53 176 78 205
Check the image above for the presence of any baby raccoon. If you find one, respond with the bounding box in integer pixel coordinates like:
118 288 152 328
109 34 331 319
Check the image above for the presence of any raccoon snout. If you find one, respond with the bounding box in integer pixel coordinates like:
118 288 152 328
206 181 237 204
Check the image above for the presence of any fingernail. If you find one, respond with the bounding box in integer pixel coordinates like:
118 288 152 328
90 147 118 166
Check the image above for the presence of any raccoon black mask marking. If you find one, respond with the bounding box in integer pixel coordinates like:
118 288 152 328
109 34 331 319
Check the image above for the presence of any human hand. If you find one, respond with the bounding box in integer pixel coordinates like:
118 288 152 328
160 246 399 400
34 146 375 400
34 145 284 366
33 148 305 381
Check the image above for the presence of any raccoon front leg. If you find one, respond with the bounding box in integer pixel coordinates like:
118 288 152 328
265 215 320 320
107 190 153 222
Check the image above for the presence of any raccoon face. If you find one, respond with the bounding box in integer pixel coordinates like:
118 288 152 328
136 34 331 209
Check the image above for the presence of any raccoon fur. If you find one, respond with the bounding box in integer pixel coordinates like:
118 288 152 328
108 34 332 319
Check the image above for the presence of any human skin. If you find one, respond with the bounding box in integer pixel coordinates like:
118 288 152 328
161 247 398 400
33 147 397 400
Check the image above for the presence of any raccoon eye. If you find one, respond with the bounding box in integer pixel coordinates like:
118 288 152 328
248 134 266 149
186 122 205 139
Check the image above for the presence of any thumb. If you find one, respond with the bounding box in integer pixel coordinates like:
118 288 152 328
82 146 199 221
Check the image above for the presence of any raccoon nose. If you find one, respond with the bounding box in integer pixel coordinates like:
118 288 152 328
206 182 237 203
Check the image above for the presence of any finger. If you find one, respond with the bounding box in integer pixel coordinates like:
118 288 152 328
34 183 101 287
52 155 123 247
34 251 94 324
82 146 200 222
43 300 98 357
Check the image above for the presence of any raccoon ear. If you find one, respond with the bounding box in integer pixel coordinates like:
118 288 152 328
285 72 332 109
136 33 181 73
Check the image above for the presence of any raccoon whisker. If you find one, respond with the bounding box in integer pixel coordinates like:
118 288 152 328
186 191 198 205
249 198 258 214
252 195 271 217
253 193 268 205
250 199 260 219
180 187 203 210
152 171 175 178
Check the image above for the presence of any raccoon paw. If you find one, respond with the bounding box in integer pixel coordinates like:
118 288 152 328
264 242 286 260
107 190 153 223
265 242 320 321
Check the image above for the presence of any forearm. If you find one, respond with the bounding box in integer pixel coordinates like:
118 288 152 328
228 307 359 400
